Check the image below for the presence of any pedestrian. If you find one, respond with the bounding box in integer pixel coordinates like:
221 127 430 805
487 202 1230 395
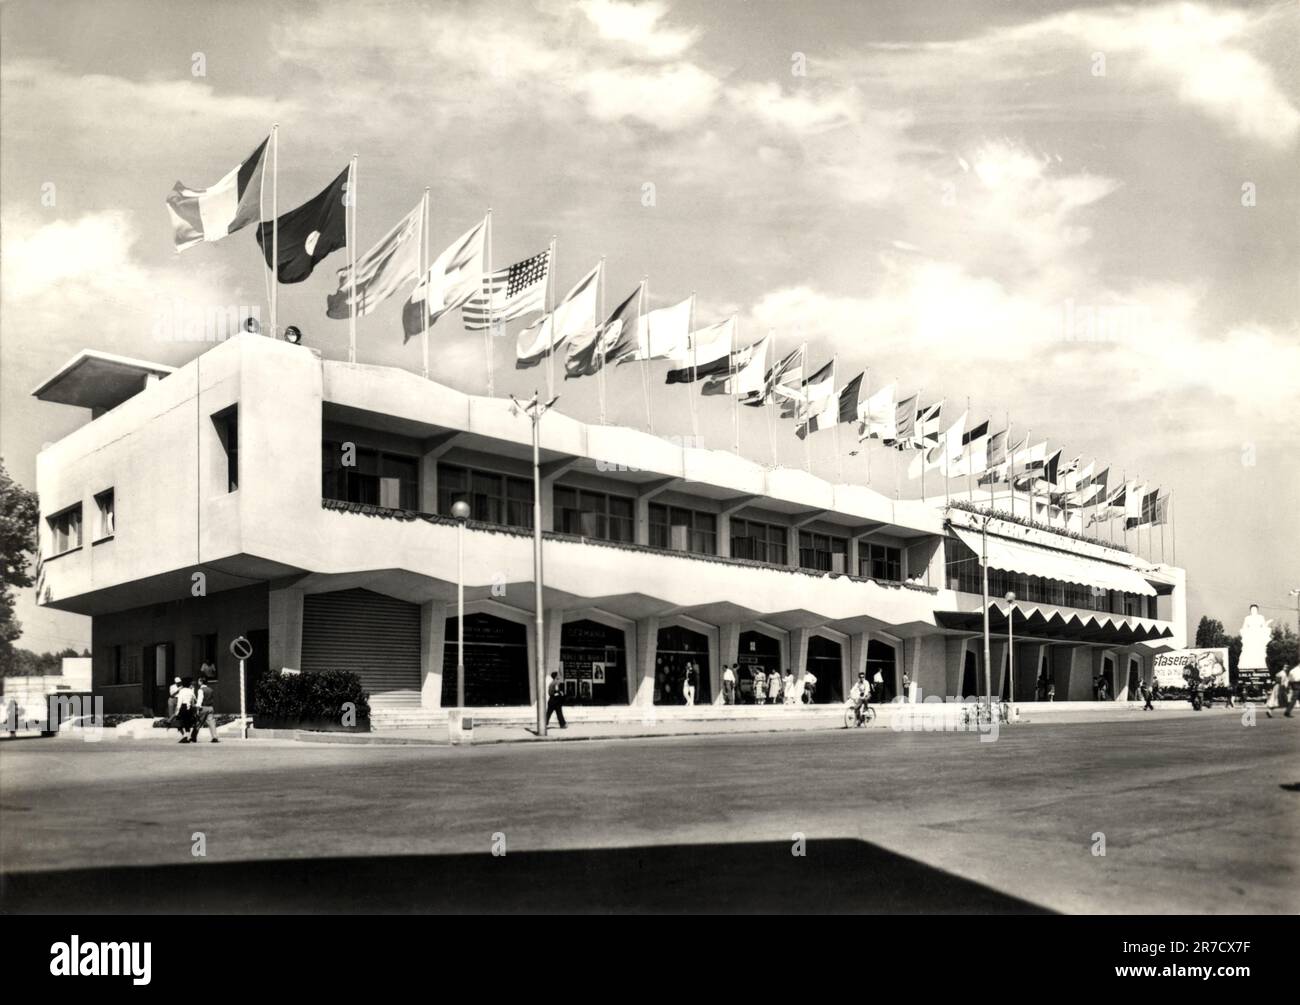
1286 663 1300 718
546 671 567 729
1140 678 1154 711
189 675 220 743
1046 681 1056 702
199 657 216 679
751 666 766 705
767 668 781 705
683 662 697 706
175 678 197 742
167 676 181 720
901 670 911 703
722 664 737 705
783 669 796 705
1264 666 1288 718
802 670 818 704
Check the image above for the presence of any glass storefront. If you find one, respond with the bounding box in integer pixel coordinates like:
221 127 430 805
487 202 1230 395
737 631 782 703
655 624 711 705
559 619 628 705
441 613 530 707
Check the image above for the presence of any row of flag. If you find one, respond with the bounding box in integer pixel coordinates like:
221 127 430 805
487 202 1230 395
164 133 1169 534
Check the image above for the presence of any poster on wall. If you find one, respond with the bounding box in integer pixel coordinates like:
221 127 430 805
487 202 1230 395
592 662 605 684
1151 648 1230 689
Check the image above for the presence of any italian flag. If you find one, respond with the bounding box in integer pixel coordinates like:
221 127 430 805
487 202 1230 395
165 136 267 252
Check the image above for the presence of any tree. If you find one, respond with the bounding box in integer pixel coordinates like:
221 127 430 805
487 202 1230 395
1267 624 1299 677
1194 616 1228 648
0 459 40 669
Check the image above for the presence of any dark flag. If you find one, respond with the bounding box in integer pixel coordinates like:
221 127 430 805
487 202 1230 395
256 167 349 283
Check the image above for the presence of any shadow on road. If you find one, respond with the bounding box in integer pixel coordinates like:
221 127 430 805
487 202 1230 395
2 839 1050 913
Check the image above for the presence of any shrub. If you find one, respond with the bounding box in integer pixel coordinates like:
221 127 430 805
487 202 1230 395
254 669 371 725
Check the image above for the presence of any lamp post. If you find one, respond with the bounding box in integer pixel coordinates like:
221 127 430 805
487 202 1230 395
451 500 471 709
1005 590 1017 709
981 515 992 717
510 391 560 736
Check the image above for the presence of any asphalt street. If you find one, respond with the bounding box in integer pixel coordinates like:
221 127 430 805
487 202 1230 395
2 713 1296 913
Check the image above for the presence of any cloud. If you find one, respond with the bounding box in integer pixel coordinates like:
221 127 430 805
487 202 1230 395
575 0 699 60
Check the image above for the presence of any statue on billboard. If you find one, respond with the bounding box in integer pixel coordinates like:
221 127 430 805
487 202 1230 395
1238 604 1272 671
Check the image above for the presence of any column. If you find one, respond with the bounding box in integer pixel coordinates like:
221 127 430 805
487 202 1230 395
633 616 659 705
268 585 304 672
850 631 868 695
419 600 446 710
791 628 812 689
718 622 741 704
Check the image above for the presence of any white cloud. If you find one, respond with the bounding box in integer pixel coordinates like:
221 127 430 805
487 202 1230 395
578 61 721 127
576 0 699 60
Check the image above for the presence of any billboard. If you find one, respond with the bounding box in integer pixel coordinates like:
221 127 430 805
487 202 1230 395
1151 648 1230 690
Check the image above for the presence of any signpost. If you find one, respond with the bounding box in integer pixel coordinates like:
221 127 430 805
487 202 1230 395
230 635 253 738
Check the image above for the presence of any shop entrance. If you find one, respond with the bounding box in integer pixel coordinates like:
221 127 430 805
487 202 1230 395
805 635 843 703
738 631 781 703
442 612 530 707
961 649 979 699
866 639 897 702
655 625 711 705
559 619 628 706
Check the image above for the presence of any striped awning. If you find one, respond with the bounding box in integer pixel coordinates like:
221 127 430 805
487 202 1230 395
953 527 1156 597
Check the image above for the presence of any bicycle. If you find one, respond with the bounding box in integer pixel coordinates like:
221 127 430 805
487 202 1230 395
843 699 876 728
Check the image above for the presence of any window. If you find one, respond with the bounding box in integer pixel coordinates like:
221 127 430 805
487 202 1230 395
93 489 115 540
649 503 716 555
108 646 141 686
861 542 901 582
799 530 848 572
48 504 83 556
555 486 634 542
192 633 219 679
438 463 534 529
730 517 788 565
323 441 420 510
213 406 238 492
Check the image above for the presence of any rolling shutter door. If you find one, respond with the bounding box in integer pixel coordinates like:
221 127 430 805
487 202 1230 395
301 588 421 697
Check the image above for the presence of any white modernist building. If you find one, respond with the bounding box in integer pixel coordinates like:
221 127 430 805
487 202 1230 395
32 334 1185 725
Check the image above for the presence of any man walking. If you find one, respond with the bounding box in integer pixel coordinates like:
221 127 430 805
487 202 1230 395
189 675 220 743
167 676 181 720
1140 677 1154 711
722 664 736 705
546 671 567 729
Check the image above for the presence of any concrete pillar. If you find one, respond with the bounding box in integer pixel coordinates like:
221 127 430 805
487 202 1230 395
268 586 304 671
990 639 1008 699
419 452 439 513
945 637 969 699
791 628 811 689
718 622 740 704
717 512 732 558
787 525 800 568
850 632 868 681
419 601 446 710
633 616 659 705
847 537 860 578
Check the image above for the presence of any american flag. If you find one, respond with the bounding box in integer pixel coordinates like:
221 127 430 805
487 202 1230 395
462 248 550 331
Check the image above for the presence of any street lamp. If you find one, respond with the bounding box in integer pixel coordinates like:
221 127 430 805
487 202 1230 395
980 515 992 717
452 500 471 709
1005 590 1017 709
510 390 560 736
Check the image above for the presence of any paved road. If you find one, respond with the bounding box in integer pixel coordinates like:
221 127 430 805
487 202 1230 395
2 714 1296 913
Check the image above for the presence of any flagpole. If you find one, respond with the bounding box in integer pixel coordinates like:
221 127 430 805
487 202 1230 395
547 235 557 403
1171 494 1176 566
271 123 279 340
767 330 779 468
1160 498 1165 563
863 369 871 486
639 277 653 434
348 153 357 364
1122 471 1129 553
687 291 699 445
420 187 430 379
830 357 842 484
802 341 811 474
484 208 494 397
894 376 902 501
597 256 607 425
731 315 740 455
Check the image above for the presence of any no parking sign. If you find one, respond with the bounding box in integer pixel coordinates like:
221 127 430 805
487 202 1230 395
230 636 253 737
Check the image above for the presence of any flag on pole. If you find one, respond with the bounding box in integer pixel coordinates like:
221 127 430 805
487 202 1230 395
857 383 898 441
516 262 600 368
884 393 918 447
401 217 486 340
948 420 990 477
255 167 349 283
566 284 637 378
909 410 966 478
1125 486 1159 528
797 370 862 438
166 137 268 252
614 296 691 363
666 317 736 383
326 199 422 319
462 247 550 331
895 399 943 450
979 431 1024 485
1153 493 1171 526
744 343 803 407
781 358 834 419
702 333 769 396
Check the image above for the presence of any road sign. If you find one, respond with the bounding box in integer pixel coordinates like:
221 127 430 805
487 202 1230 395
230 636 253 738
230 636 253 660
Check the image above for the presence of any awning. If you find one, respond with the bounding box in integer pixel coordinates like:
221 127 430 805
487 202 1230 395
952 526 1156 597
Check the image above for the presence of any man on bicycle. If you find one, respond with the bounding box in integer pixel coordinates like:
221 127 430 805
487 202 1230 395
849 671 872 725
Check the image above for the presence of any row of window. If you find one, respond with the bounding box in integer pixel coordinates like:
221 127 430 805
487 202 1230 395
47 490 115 557
944 534 1156 618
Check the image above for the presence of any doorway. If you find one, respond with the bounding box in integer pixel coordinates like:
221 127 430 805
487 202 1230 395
147 642 174 716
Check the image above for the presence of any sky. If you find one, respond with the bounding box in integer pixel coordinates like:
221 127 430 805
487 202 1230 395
2 0 1297 653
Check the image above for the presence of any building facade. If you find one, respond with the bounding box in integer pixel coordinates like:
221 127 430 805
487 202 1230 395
32 334 1185 722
